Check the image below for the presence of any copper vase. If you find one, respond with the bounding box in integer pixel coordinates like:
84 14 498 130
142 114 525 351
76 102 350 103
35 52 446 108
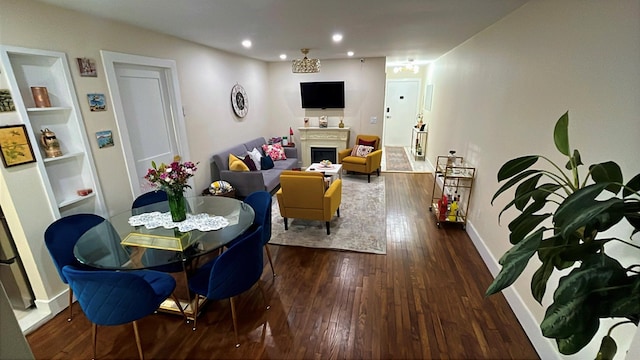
31 87 51 108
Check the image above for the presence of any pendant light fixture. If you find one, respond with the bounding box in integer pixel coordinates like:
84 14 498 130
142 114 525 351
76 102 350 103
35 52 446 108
292 48 320 73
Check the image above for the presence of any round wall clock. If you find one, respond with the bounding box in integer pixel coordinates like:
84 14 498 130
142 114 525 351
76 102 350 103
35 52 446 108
231 84 248 118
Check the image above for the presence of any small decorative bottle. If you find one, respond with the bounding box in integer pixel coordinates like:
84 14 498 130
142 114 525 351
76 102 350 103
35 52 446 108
338 118 345 128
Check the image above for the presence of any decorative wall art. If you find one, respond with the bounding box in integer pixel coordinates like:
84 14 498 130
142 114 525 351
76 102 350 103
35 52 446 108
0 124 36 167
95 130 114 148
87 93 106 111
77 57 97 77
0 89 15 112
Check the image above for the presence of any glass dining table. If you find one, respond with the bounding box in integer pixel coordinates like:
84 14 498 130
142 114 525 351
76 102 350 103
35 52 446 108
73 195 255 318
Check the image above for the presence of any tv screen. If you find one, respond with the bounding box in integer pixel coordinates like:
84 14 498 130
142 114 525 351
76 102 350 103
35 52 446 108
300 81 345 109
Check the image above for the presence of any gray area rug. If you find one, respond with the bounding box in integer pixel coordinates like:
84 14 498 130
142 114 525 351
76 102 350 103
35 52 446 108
269 175 386 254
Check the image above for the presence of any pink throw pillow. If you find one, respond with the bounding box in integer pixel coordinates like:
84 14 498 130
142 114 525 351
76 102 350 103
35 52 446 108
262 143 287 161
350 145 374 157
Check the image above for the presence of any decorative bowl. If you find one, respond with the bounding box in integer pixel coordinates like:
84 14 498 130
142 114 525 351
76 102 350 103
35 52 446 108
320 160 332 167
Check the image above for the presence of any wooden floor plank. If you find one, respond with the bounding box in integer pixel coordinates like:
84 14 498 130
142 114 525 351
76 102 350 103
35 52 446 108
26 173 539 359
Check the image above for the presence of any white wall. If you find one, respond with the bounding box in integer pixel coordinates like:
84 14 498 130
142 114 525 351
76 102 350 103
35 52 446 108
425 0 640 358
0 0 387 326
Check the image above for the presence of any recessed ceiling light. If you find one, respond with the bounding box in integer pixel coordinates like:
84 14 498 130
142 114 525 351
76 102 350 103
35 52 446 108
332 33 343 43
347 51 354 57
279 54 287 60
242 40 252 48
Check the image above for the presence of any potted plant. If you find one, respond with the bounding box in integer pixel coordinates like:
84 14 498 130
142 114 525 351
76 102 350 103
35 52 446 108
485 112 639 359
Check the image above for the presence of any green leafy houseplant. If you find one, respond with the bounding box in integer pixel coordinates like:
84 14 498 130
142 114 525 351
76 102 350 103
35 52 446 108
485 112 640 358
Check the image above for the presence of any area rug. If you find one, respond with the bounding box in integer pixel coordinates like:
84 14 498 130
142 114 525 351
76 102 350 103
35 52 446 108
384 146 413 172
269 175 386 254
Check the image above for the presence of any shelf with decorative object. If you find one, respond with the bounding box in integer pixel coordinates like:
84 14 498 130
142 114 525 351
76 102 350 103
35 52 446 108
428 153 475 229
411 127 427 160
0 45 106 218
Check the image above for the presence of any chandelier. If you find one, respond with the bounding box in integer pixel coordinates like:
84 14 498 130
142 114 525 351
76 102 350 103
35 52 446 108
292 48 320 73
393 60 420 74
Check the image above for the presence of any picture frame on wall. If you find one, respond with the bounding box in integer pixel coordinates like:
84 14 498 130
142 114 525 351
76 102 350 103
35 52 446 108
0 124 37 168
95 130 114 148
0 89 16 112
77 57 97 77
87 93 106 111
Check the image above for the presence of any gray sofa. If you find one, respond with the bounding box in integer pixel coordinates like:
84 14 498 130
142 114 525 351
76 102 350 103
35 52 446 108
210 137 299 197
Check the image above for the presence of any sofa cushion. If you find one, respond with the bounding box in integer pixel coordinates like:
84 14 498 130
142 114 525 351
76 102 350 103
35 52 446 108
358 138 377 148
242 155 257 171
261 156 275 170
247 147 262 171
229 154 249 171
351 145 374 157
243 138 268 155
262 143 287 161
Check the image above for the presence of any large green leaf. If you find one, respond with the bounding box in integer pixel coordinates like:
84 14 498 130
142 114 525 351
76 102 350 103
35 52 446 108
595 335 618 360
554 111 570 156
515 174 543 210
542 294 591 339
485 228 544 296
559 198 621 239
498 185 556 224
492 169 541 205
565 149 583 170
508 214 551 245
600 276 640 318
590 161 623 194
554 183 610 235
497 156 539 182
623 173 640 197
508 200 547 231
532 183 563 201
555 315 600 355
531 260 554 304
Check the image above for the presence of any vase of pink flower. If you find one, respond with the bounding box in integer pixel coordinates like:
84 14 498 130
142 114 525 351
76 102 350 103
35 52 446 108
144 155 198 222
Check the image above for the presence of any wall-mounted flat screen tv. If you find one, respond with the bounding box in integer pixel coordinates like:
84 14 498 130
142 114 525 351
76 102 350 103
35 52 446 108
300 81 345 109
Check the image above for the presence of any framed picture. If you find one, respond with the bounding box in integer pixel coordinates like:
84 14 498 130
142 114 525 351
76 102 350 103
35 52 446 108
0 89 16 112
95 130 114 148
77 57 97 77
87 93 106 111
0 124 36 168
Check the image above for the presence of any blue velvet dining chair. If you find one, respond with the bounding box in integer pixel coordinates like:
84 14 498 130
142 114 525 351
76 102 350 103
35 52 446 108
132 190 169 214
44 213 107 321
188 225 270 347
62 265 186 360
243 190 276 277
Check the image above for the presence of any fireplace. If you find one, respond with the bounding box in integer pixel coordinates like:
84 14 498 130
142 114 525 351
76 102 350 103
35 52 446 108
298 127 350 167
311 147 337 164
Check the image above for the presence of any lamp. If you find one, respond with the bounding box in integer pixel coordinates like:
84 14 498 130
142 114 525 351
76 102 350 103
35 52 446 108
292 48 320 73
392 59 420 74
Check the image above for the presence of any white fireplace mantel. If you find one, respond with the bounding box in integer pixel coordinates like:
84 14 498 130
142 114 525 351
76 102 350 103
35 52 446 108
298 127 350 167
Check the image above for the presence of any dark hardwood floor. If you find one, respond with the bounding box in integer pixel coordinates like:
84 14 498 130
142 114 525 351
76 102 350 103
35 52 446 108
26 173 539 359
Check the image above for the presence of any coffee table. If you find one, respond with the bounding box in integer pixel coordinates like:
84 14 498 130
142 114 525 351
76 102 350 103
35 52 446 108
306 163 343 183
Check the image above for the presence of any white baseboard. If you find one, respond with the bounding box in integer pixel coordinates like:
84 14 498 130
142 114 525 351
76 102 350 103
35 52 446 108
19 288 69 335
465 220 561 360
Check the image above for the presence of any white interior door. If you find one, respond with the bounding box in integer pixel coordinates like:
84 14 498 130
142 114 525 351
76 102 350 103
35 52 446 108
383 80 420 147
115 65 177 193
101 51 191 198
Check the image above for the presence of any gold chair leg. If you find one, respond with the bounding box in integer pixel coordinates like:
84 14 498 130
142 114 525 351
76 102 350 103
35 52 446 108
257 281 271 310
67 286 73 322
132 321 144 360
92 323 97 360
264 245 276 277
230 297 239 348
192 294 199 331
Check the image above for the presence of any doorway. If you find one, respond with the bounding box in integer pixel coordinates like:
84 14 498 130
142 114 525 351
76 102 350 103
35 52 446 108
383 79 420 147
101 51 192 198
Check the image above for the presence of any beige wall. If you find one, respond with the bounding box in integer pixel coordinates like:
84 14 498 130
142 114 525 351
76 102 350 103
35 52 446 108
0 0 387 323
425 0 639 358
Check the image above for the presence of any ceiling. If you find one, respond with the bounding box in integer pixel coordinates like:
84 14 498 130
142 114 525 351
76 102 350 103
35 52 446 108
38 0 529 66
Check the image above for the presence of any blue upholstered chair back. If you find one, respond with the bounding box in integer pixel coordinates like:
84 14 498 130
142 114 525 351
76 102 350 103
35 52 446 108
44 213 106 284
132 190 169 214
62 265 176 326
196 226 263 300
244 191 272 246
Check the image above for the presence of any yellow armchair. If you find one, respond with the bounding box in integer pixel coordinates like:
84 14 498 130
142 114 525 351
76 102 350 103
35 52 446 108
276 171 342 235
338 134 383 183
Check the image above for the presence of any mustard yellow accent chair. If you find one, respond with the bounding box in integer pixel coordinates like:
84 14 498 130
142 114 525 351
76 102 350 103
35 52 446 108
338 134 383 183
276 171 342 235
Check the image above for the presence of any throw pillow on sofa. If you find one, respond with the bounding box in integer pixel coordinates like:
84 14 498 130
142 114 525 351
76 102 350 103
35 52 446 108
229 154 249 172
247 147 262 170
358 138 377 148
261 155 275 170
262 143 287 161
242 155 258 171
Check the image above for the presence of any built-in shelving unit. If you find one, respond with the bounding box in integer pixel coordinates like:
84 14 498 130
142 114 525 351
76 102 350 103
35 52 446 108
0 45 106 218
